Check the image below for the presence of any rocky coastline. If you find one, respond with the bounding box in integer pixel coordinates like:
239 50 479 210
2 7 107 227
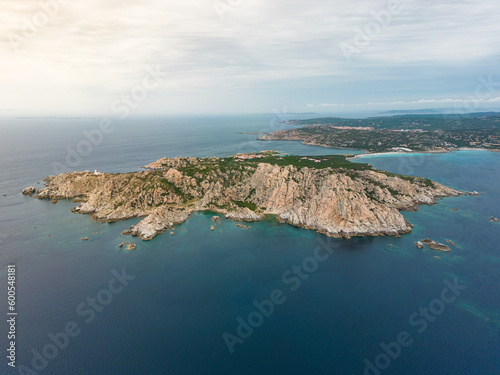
29 154 462 241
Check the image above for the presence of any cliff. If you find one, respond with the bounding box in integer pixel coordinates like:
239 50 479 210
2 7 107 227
33 154 461 240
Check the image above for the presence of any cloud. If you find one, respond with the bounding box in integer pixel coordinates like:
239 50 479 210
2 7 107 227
1 0 500 114
307 97 500 112
310 97 500 106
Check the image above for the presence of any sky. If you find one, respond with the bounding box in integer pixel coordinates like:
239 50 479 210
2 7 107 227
1 0 500 116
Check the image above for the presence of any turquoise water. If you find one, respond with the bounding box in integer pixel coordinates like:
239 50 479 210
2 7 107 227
0 116 499 374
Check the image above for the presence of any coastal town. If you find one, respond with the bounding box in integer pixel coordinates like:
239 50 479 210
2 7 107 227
260 113 500 153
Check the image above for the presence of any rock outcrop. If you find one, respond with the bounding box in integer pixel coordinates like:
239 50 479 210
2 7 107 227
22 186 36 196
126 242 137 250
421 239 451 252
121 207 191 240
224 208 265 222
32 154 462 241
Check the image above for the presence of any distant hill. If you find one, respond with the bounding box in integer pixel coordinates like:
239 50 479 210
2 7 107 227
287 112 500 131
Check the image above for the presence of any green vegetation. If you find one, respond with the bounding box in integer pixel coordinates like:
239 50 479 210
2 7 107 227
136 151 436 208
243 155 374 171
233 200 258 211
422 178 434 187
177 158 246 179
260 150 279 156
170 153 374 182
182 198 201 206
127 172 194 202
364 189 381 203
246 188 256 200
379 171 433 188
266 112 500 152
158 178 184 196
380 171 414 180
209 202 231 210
288 112 500 131
366 179 400 196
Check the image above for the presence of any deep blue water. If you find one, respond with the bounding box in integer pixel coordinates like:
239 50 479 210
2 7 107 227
0 115 499 375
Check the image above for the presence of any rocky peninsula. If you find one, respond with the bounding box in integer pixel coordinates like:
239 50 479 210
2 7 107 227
31 152 461 240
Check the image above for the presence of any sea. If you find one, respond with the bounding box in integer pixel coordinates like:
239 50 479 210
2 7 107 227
0 114 499 375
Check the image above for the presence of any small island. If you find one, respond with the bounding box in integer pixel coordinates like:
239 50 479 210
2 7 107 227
31 152 461 240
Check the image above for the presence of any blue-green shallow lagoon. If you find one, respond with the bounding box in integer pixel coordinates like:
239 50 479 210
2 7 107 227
0 116 499 374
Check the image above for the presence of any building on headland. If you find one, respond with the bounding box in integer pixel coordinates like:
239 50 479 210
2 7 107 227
235 154 263 160
300 157 321 162
390 147 413 152
235 151 278 160
330 126 375 131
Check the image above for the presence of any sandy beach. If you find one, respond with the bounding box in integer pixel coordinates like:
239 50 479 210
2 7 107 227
348 148 492 160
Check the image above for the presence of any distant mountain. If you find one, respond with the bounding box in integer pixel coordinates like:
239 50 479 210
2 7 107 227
377 108 500 116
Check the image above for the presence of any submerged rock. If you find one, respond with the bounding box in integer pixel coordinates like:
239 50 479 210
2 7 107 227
22 186 36 196
421 238 451 252
125 242 136 250
122 207 190 240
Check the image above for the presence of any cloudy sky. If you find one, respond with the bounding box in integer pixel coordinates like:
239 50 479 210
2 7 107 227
1 0 500 115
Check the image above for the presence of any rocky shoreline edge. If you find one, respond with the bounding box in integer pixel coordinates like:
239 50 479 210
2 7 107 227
24 154 464 241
